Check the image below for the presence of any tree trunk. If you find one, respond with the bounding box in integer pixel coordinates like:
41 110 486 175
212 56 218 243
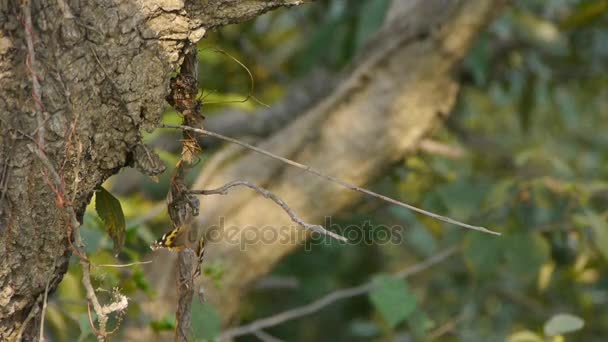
0 0 304 340
137 0 502 333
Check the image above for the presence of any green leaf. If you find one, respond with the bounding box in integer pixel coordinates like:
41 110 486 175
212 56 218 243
507 330 544 342
95 186 126 255
543 313 584 336
369 275 417 328
191 300 221 341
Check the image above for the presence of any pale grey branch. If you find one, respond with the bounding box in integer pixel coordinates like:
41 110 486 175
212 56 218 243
163 124 500 236
190 180 347 242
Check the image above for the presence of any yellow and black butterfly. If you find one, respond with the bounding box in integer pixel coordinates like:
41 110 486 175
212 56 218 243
151 224 206 278
150 224 187 251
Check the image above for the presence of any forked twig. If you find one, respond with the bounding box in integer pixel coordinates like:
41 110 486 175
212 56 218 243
190 180 347 241
162 124 500 236
220 247 458 340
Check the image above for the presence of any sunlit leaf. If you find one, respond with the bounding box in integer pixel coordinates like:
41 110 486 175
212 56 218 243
507 330 544 342
544 313 584 336
95 187 126 255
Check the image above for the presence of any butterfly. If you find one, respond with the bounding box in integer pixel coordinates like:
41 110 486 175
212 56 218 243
150 224 186 251
151 224 206 279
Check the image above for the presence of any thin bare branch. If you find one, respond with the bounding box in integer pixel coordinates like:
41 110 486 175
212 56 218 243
96 261 152 268
190 180 347 241
162 124 500 236
219 247 458 340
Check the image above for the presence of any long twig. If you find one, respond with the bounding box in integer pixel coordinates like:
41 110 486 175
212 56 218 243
162 124 500 236
219 247 458 340
190 180 347 241
96 260 152 268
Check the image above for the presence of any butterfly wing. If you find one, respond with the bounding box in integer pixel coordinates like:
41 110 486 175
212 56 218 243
150 225 186 251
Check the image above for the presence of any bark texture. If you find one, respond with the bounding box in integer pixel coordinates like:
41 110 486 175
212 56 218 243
0 0 303 340
139 0 501 334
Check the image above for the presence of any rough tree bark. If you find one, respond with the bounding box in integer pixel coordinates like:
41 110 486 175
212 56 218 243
137 0 502 336
0 0 305 340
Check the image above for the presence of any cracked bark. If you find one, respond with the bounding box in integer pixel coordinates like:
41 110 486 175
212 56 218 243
134 0 503 337
0 0 305 340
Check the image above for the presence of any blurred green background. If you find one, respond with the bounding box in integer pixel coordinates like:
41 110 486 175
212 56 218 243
47 0 608 341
